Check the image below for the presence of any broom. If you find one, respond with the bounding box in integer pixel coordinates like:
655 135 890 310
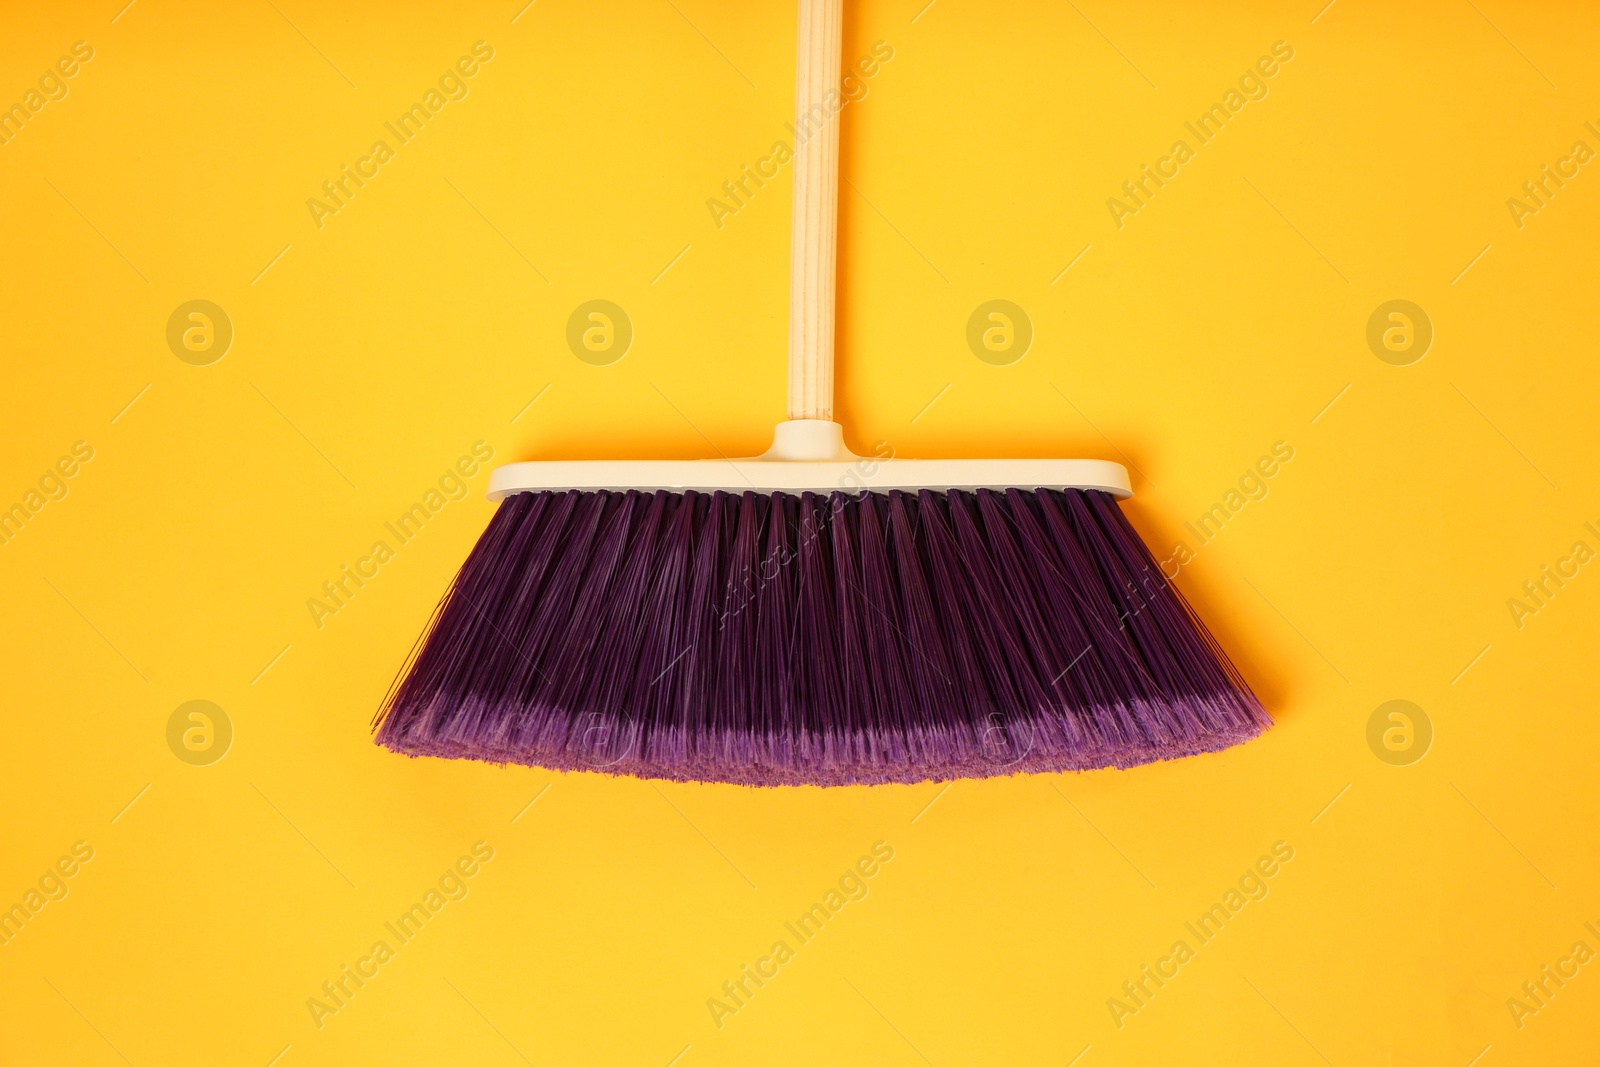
374 0 1270 785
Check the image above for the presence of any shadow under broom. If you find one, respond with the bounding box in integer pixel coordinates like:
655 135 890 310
374 0 1270 786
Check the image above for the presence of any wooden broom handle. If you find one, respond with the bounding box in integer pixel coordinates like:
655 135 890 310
788 0 844 421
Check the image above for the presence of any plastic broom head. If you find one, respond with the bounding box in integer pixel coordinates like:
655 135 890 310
373 446 1269 785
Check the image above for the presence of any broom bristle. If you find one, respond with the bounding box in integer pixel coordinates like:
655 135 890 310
374 487 1270 786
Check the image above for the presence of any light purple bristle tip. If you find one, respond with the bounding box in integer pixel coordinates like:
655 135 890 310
374 488 1270 786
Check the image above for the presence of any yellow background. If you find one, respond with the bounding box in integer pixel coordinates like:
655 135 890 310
2 0 1597 1063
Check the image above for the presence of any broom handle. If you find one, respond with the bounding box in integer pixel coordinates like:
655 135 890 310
787 0 844 422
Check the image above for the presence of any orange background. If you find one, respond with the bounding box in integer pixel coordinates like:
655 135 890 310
1 0 1597 1064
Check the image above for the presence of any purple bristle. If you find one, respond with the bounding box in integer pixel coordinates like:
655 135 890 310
374 488 1270 785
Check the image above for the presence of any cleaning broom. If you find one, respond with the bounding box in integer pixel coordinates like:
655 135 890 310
374 0 1270 785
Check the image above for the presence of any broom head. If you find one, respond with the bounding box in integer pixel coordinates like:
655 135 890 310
374 422 1269 786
